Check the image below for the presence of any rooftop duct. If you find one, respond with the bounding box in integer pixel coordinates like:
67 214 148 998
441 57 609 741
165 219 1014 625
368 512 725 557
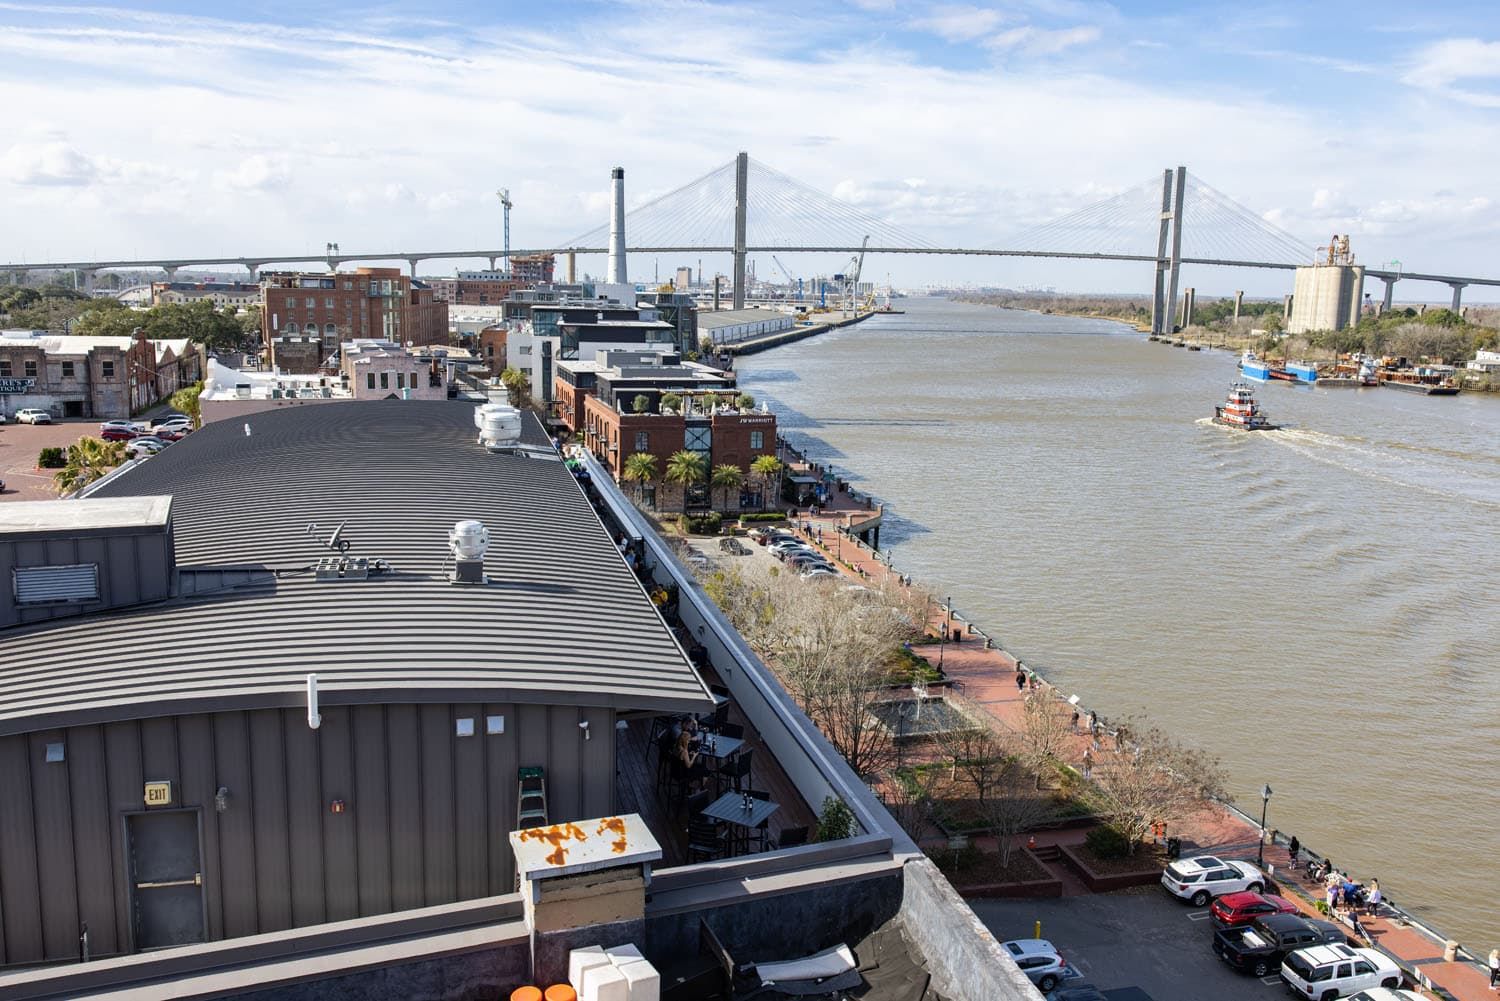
447 519 489 584
474 402 522 451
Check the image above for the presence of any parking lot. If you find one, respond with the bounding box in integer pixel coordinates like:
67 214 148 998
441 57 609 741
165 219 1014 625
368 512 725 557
0 421 96 501
970 887 1290 1001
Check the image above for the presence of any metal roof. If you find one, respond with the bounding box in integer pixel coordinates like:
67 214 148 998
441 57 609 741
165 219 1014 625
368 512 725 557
0 401 711 736
0 495 171 536
696 308 792 329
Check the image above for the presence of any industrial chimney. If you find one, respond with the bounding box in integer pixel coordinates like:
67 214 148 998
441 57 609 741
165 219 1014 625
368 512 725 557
607 167 627 284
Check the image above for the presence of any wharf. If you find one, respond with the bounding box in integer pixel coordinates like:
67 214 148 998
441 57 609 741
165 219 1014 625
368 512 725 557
721 308 881 356
774 472 1495 1001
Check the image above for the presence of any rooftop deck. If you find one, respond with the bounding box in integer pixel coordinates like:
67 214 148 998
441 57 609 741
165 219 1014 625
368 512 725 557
617 672 819 868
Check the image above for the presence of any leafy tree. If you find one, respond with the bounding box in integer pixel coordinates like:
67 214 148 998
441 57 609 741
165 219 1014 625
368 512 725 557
735 392 755 410
664 449 706 512
54 438 127 495
621 451 658 502
710 463 743 511
815 797 855 842
73 303 143 338
750 454 783 511
169 381 204 427
659 391 682 414
631 394 650 414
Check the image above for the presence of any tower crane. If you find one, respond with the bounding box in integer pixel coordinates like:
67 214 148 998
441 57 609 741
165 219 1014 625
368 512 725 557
840 235 870 314
496 189 513 273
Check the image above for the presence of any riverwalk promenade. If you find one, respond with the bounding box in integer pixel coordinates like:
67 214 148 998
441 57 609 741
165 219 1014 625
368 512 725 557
776 473 1495 1001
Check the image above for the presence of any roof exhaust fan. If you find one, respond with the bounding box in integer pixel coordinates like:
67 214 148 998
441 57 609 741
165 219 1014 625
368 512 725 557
448 520 489 585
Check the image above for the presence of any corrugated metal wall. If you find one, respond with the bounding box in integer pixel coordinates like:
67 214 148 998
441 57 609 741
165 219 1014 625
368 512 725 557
0 700 615 967
0 528 173 629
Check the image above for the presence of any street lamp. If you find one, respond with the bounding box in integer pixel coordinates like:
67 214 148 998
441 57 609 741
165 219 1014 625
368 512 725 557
1256 784 1273 868
938 620 948 671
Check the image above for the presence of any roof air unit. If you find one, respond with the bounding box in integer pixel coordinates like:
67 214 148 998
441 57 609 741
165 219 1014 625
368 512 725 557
474 402 522 451
448 519 489 584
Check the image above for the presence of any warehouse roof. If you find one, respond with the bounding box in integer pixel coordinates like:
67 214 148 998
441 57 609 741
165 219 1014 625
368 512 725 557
696 308 792 329
0 401 711 736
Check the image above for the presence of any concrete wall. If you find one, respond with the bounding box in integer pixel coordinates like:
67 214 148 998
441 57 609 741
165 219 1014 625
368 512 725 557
901 858 1043 1000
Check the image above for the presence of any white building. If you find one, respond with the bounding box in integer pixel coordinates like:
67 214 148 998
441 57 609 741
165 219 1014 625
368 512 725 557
697 307 795 346
1466 349 1500 373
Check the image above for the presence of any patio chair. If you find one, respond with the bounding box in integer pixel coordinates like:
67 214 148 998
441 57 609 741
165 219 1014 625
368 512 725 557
687 818 728 863
715 748 753 796
716 722 744 740
699 702 730 732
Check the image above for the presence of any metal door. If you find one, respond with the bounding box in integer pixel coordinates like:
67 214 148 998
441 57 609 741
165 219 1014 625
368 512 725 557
126 810 206 950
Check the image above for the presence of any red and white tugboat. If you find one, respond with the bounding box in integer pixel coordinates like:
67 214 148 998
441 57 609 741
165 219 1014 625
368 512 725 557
1213 383 1279 430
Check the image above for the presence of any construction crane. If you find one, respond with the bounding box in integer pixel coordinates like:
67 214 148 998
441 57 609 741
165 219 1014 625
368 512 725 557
496 189 513 273
771 255 798 299
839 235 870 315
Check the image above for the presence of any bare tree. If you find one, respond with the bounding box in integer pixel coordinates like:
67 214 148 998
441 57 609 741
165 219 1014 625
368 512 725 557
978 760 1059 867
884 763 941 842
1088 719 1228 854
1019 688 1072 773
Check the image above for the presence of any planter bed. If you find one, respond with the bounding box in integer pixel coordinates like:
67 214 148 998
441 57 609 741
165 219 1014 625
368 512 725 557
927 845 1062 899
1058 842 1167 892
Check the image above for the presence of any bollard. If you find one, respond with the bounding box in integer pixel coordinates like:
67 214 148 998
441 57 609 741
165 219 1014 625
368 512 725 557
1442 939 1457 962
1034 920 1042 939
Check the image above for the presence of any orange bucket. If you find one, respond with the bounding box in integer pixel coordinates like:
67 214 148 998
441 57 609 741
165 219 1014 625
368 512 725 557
544 986 578 1001
510 988 542 1001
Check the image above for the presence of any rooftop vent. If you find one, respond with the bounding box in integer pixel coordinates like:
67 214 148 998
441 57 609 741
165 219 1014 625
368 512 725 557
474 402 522 451
447 520 489 585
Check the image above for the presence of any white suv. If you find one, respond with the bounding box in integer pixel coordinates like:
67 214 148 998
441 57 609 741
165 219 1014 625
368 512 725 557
14 408 51 424
1280 944 1402 1000
1160 855 1265 906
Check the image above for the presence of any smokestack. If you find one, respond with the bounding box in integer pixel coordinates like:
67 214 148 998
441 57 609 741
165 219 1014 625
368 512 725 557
607 167 627 284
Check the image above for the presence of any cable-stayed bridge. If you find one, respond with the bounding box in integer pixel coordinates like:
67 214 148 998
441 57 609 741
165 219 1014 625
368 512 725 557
5 152 1496 335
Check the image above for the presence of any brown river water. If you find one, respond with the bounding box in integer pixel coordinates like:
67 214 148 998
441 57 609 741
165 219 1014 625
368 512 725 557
735 296 1500 949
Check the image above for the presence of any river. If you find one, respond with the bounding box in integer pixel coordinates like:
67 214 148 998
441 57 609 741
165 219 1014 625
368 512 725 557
734 296 1500 949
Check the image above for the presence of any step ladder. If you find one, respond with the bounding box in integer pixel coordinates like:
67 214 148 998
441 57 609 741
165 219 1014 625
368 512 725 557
517 766 548 829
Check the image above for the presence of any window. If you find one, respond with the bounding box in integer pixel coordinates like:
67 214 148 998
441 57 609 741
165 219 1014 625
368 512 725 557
1353 962 1374 975
343 280 352 290
101 361 114 378
61 361 74 378
379 372 389 389
366 373 375 389
396 372 405 389
634 431 649 452
685 426 711 451
325 322 337 337
284 295 296 309
325 297 334 308
0 360 10 377
305 297 316 308
750 430 763 449
24 360 37 378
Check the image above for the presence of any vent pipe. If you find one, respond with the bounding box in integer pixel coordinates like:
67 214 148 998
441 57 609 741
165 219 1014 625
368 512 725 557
306 673 322 730
607 167 627 284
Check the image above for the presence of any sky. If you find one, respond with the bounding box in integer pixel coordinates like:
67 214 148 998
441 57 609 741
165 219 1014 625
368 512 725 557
1 0 1499 298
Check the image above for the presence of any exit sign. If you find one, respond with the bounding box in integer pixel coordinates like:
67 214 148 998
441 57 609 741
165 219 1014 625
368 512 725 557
144 781 173 807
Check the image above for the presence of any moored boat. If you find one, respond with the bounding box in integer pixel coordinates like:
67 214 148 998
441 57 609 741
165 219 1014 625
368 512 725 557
1212 383 1279 430
1377 362 1460 395
1239 350 1272 381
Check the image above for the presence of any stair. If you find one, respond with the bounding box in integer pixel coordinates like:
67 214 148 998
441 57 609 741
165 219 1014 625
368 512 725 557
518 766 548 829
1029 843 1062 863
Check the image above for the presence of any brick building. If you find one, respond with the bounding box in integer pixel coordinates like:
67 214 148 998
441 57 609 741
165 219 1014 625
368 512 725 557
508 253 555 286
260 268 448 373
339 339 450 401
557 351 775 511
0 329 203 419
429 272 522 306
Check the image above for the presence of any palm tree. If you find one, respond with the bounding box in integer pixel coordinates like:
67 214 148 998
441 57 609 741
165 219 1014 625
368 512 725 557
621 452 659 504
710 463 744 512
664 449 707 513
54 438 127 495
500 366 532 408
750 454 783 511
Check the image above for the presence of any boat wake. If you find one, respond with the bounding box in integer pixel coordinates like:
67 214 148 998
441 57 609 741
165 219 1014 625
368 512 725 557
1260 427 1500 510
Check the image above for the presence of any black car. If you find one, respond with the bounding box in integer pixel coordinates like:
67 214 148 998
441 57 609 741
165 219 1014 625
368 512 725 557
1047 986 1155 1001
1212 912 1347 977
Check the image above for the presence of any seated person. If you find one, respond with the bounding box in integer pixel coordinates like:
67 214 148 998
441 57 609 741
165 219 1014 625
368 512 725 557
676 730 711 788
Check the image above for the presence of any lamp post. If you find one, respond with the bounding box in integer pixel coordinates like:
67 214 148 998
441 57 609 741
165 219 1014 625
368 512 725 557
938 621 948 671
1256 784 1273 868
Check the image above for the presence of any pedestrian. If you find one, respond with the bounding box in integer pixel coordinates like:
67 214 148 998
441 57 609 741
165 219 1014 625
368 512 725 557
1366 878 1381 916
1488 947 1499 989
1070 709 1080 733
1015 670 1026 692
1349 910 1368 942
1114 726 1127 752
1288 835 1301 869
1081 747 1094 779
1325 882 1339 914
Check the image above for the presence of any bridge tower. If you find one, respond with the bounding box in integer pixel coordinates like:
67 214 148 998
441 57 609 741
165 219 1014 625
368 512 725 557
1156 166 1187 335
732 151 748 310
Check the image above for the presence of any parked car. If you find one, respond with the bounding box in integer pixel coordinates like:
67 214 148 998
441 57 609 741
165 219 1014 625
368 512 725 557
1345 990 1423 1001
767 538 811 557
775 547 822 564
1214 913 1347 977
100 425 143 442
747 527 791 545
785 553 833 569
149 411 190 428
1001 938 1066 993
800 567 840 581
126 439 168 459
151 427 189 442
1160 855 1266 906
15 408 52 424
1280 943 1402 1000
1209 891 1299 928
1047 988 1155 1001
0 412 7 424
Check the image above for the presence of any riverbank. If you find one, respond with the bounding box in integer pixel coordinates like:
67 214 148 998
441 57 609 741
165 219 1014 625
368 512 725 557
720 307 886 356
770 443 1496 1000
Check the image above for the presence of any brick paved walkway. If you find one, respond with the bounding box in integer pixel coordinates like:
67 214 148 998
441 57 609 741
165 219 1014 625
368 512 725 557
777 506 1496 1001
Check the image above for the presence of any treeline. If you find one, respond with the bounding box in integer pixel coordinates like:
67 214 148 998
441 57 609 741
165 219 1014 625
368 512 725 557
1260 308 1496 365
957 293 1151 324
0 284 260 353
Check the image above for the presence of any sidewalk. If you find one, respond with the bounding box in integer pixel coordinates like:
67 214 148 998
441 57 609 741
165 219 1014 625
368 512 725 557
780 514 1496 1001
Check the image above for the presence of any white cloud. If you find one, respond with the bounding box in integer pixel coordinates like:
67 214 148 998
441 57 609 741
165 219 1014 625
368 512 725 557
0 140 99 186
986 24 1100 54
214 154 290 193
1401 37 1500 107
912 5 1008 43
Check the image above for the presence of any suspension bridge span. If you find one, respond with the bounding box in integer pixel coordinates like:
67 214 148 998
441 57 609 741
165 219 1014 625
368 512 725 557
5 153 1496 334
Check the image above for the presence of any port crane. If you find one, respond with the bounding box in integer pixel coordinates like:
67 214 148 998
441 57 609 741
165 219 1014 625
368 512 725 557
770 255 801 300
496 188 513 272
833 235 870 315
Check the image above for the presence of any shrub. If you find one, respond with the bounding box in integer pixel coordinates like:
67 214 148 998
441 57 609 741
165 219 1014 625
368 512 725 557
659 392 682 414
736 392 755 410
1084 824 1132 860
631 394 650 414
680 512 723 535
37 446 67 469
816 796 856 842
737 512 786 523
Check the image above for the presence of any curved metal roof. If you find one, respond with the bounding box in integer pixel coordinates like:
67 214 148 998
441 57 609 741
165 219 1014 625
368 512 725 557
0 401 709 736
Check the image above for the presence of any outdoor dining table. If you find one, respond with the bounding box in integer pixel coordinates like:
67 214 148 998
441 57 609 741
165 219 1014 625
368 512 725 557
692 733 743 760
701 791 780 856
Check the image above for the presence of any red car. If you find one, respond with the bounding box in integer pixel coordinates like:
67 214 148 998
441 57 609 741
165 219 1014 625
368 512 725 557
99 425 141 441
1209 891 1298 928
